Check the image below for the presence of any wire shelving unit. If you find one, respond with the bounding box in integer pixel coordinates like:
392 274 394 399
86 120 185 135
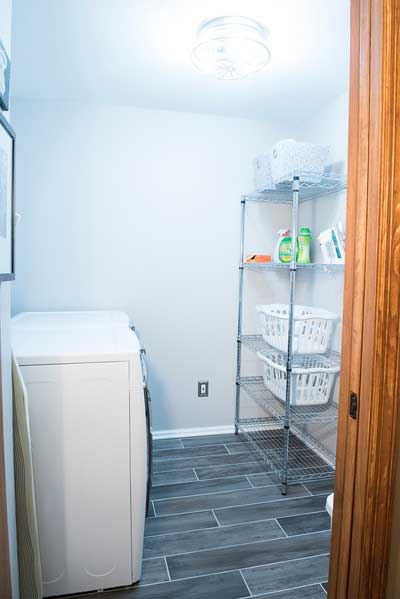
236 417 335 482
235 174 346 494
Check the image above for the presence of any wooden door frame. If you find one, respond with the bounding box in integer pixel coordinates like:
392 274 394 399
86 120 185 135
329 0 400 596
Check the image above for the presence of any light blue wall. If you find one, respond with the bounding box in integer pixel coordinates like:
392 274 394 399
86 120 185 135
12 101 287 432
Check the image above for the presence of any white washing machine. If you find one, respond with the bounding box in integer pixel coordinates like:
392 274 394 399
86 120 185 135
12 311 148 597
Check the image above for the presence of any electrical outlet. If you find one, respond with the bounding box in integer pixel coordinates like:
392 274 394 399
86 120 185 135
198 381 209 397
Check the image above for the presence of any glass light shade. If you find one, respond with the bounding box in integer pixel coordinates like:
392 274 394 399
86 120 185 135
191 16 271 80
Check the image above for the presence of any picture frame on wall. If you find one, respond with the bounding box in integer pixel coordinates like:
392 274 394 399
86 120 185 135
0 111 15 281
0 39 10 111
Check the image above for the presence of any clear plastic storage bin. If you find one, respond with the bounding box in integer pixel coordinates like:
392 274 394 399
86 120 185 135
256 304 337 354
253 153 274 191
270 139 330 186
257 350 340 406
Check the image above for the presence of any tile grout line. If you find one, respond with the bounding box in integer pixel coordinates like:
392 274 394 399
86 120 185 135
248 580 330 598
153 493 329 519
153 460 256 473
164 556 172 582
152 480 197 488
145 527 290 559
144 509 329 540
300 482 314 496
140 553 330 589
197 467 265 481
154 460 263 476
132 572 328 595
152 480 305 503
145 523 219 540
274 517 288 538
245 474 255 488
144 530 329 560
145 523 223 540
262 526 331 540
152 447 272 460
154 468 249 486
152 478 252 502
151 471 334 490
151 500 157 517
153 452 231 462
180 441 247 449
153 454 335 486
133 568 251 589
129 567 260 591
214 493 328 512
143 532 286 561
153 441 185 451
142 553 329 599
154 438 334 462
320 581 328 595
153 446 232 460
306 490 334 498
274 508 330 522
239 569 252 597
240 552 330 575
211 508 221 527
153 453 230 462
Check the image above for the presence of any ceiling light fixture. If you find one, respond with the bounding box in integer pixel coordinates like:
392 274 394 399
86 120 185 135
191 16 271 80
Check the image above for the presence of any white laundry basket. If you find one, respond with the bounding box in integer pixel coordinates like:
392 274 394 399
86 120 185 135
257 351 340 406
270 139 330 186
256 304 337 354
253 153 274 191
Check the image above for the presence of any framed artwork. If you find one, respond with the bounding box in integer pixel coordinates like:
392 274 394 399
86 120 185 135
0 40 10 111
0 111 15 280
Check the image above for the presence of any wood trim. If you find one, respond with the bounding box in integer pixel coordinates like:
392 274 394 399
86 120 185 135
328 0 369 591
329 0 400 596
351 0 400 595
0 325 12 599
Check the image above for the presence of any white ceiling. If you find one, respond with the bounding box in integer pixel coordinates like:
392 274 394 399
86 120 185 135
11 0 350 123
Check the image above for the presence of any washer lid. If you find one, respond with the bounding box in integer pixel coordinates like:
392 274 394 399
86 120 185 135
12 310 131 330
12 324 140 366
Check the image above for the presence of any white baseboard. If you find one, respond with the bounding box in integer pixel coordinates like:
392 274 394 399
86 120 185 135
152 425 235 440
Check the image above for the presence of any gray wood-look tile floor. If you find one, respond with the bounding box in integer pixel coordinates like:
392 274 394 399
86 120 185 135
73 433 333 598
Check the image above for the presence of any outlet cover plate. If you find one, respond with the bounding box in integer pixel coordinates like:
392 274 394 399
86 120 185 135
198 381 209 397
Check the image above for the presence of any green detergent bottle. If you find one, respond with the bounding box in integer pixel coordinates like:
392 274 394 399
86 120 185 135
297 227 312 264
279 233 294 263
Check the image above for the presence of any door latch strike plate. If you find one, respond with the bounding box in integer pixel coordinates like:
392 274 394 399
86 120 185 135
349 392 358 420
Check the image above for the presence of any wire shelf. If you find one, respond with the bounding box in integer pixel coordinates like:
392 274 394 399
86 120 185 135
235 173 341 491
243 174 347 204
242 262 344 272
240 335 341 367
237 417 335 482
238 375 338 422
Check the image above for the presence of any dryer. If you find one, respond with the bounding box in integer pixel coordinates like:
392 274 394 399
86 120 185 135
12 311 148 597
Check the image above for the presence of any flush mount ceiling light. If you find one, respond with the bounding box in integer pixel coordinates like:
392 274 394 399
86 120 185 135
191 16 271 80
